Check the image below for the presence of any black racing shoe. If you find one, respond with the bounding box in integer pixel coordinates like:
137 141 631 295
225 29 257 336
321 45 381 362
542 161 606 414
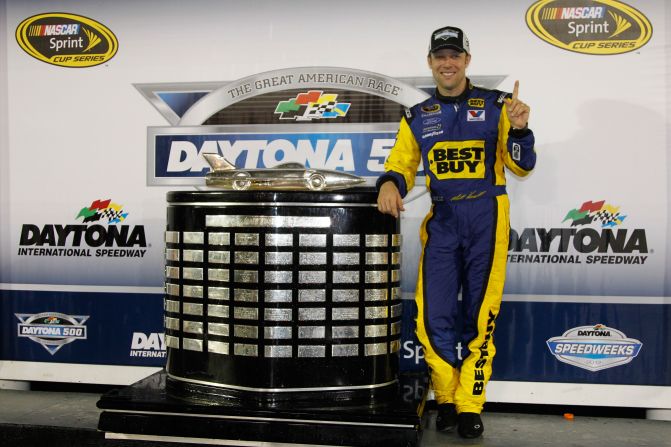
457 412 484 438
435 403 458 432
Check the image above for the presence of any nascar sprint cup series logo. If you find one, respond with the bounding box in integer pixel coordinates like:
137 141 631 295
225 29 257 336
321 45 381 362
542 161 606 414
526 0 652 55
18 199 148 258
136 67 508 186
16 12 118 67
16 312 89 355
508 199 648 265
547 324 642 371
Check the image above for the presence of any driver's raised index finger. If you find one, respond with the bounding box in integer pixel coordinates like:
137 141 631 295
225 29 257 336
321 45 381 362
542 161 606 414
512 80 520 101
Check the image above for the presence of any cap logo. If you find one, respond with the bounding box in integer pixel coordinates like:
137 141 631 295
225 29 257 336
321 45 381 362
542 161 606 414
435 29 459 40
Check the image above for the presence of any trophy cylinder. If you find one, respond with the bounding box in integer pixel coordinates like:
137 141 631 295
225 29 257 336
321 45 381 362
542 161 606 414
163 188 402 404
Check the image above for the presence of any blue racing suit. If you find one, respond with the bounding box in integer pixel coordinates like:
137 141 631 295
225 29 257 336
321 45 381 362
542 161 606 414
377 80 536 413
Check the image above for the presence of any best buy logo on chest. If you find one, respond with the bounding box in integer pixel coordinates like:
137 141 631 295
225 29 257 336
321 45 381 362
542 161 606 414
428 141 485 179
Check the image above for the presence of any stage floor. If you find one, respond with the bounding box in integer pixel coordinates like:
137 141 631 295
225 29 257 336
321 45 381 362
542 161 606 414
1 386 670 447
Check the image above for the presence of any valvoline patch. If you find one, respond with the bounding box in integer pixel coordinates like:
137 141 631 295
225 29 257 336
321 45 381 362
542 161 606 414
467 110 485 121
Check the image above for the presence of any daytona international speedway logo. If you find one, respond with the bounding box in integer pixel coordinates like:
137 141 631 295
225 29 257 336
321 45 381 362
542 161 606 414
16 312 89 354
18 198 147 258
562 200 626 227
547 324 642 371
508 199 648 265
274 90 351 121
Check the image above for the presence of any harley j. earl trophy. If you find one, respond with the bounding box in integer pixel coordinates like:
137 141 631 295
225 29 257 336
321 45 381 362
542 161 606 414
97 156 428 446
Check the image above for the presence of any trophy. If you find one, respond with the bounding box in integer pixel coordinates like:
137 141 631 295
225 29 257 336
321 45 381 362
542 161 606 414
98 157 426 447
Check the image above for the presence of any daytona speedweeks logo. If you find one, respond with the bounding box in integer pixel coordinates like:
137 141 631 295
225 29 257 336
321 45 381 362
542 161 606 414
17 199 148 258
508 199 648 265
547 324 642 371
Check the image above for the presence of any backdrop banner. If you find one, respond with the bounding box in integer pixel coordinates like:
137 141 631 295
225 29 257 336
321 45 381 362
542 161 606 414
1 0 669 407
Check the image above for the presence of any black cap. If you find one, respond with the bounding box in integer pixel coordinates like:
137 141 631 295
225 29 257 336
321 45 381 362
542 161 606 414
429 26 470 54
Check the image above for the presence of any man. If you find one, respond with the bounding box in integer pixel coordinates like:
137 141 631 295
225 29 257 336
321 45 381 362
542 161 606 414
376 26 536 438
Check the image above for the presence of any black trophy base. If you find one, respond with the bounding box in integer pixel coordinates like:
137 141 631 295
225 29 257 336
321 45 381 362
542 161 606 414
97 370 428 447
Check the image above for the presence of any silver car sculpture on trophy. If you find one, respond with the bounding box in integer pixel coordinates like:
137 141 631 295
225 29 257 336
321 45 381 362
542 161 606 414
203 154 365 191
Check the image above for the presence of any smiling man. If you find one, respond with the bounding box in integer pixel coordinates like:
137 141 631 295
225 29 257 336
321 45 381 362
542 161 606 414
376 26 537 439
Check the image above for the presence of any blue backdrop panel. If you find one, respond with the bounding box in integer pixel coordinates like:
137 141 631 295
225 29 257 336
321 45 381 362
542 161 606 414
3 290 669 386
2 290 165 367
399 299 670 386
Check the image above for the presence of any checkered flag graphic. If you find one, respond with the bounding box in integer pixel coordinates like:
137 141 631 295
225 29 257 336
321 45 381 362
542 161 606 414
100 208 125 222
302 101 337 119
592 210 612 223
592 210 621 226
316 101 337 113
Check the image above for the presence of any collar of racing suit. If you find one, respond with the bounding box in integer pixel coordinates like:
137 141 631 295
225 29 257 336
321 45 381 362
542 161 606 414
434 78 473 104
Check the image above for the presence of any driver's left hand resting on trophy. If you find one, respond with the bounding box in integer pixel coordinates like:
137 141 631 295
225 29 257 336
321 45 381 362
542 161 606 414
377 180 405 218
